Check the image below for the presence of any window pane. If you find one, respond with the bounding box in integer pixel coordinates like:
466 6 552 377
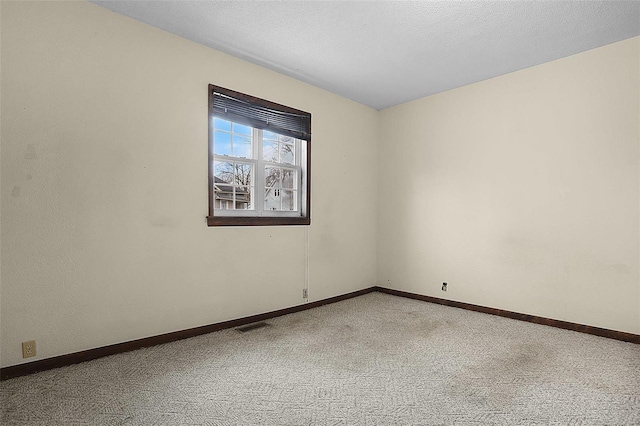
265 167 281 188
213 161 234 210
263 141 278 162
282 190 296 211
280 143 294 164
214 161 234 183
264 187 280 211
263 131 278 140
282 169 295 189
233 123 252 135
234 163 253 186
233 135 252 158
234 186 253 210
213 117 231 131
214 131 232 156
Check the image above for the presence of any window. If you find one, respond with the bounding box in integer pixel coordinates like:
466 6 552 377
207 85 311 226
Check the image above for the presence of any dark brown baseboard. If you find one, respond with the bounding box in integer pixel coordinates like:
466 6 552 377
3 285 637 381
0 287 376 381
374 286 640 344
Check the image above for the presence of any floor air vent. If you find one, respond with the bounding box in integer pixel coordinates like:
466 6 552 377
237 322 270 332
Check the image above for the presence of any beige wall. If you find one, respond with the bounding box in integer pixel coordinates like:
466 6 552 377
0 1 379 367
378 37 640 334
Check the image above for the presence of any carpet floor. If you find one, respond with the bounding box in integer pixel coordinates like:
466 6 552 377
1 292 639 425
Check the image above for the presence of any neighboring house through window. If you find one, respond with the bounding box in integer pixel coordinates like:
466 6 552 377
207 85 311 226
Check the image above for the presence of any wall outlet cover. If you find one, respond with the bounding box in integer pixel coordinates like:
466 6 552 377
22 340 36 358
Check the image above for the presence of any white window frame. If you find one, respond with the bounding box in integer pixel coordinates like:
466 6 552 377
212 123 306 218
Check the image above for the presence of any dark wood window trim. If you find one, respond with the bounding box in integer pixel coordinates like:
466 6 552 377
207 85 311 227
207 216 311 227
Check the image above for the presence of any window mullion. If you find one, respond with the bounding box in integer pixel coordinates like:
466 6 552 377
255 128 264 216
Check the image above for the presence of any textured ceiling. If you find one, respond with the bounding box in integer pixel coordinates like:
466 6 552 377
91 1 640 110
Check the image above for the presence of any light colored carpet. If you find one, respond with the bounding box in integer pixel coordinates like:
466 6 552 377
1 292 639 425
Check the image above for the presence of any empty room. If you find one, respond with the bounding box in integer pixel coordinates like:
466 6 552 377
1 1 639 424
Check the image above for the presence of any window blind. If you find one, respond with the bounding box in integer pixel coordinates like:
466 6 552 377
211 86 311 141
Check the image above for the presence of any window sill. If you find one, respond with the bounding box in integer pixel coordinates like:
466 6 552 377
207 216 310 227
